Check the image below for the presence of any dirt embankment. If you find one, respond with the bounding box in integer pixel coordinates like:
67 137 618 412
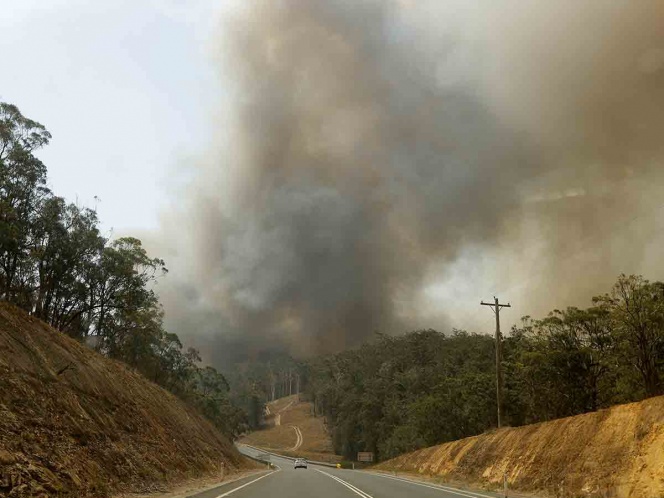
240 395 342 464
375 395 664 498
0 303 251 497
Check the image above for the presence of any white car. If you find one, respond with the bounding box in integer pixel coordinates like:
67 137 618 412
294 458 308 469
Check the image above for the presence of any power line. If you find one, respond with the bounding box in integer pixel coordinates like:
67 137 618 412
481 297 511 429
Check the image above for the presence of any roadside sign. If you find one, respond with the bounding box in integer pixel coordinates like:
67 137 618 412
357 452 374 462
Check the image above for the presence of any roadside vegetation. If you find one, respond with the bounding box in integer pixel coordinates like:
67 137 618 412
304 274 664 460
224 351 300 429
374 394 664 498
0 102 246 438
5 100 664 463
240 274 664 462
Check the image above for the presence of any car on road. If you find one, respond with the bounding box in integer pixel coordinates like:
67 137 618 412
294 458 308 469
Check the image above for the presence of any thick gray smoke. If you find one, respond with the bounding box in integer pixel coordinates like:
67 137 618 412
154 0 664 362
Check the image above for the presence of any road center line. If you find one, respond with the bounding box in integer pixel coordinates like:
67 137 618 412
315 469 374 498
214 470 278 498
369 472 497 498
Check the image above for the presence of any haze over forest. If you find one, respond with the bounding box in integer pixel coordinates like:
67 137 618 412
145 0 664 365
2 3 664 496
4 1 662 365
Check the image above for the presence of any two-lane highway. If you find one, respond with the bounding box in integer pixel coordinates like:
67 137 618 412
187 445 506 498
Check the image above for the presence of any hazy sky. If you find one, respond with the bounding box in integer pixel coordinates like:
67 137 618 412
3 1 662 357
1 0 228 233
0 0 511 341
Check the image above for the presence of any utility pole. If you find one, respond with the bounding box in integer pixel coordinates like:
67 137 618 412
481 296 511 428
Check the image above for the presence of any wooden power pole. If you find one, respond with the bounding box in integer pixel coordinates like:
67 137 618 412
481 296 511 428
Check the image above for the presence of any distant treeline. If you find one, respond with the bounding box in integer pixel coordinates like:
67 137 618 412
223 351 301 429
0 102 246 438
303 274 664 460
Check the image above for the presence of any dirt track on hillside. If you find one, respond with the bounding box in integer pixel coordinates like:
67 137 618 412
240 395 341 463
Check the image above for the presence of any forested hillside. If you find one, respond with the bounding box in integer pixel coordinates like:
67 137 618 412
224 351 302 429
302 274 664 461
0 102 245 438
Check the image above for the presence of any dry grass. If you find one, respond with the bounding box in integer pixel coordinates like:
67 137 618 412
268 395 299 415
375 395 664 498
0 303 249 497
240 395 340 462
242 425 299 451
280 402 334 454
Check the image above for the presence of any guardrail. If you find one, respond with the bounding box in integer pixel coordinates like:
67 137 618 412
241 451 271 465
238 444 339 468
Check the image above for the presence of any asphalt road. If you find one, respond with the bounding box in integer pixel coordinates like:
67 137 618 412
186 445 507 498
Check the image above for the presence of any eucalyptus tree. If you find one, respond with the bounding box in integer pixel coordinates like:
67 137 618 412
0 103 51 303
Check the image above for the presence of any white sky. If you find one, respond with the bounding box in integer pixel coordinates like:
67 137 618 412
0 0 231 233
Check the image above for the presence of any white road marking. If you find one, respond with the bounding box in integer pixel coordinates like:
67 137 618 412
315 469 374 498
369 472 498 498
214 470 278 497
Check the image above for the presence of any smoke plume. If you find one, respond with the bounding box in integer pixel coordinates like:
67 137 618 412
154 0 664 362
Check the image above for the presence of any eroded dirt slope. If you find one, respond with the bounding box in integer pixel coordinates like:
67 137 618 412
0 303 249 497
375 395 664 498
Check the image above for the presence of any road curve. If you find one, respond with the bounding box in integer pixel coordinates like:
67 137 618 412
186 445 511 498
